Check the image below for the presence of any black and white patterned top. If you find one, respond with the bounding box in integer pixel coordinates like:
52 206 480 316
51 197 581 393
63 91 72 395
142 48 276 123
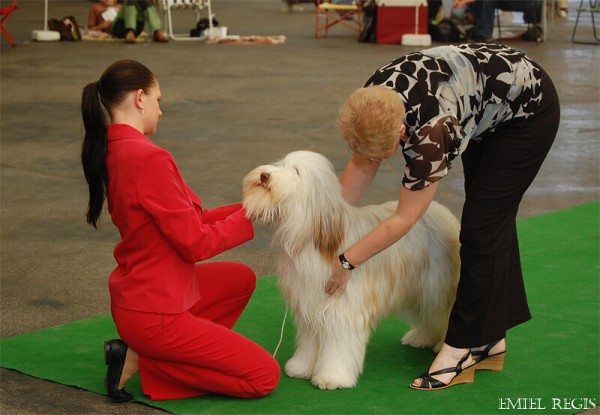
364 43 543 190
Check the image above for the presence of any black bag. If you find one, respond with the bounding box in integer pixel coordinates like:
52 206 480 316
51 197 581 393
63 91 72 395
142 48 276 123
428 18 462 42
190 17 220 37
48 15 82 41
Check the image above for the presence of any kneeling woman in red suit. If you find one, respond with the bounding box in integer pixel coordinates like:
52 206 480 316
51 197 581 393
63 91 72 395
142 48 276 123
81 59 280 402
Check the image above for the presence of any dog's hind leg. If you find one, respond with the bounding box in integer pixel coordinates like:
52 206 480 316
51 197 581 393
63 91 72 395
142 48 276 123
285 316 318 380
401 323 445 352
400 276 452 351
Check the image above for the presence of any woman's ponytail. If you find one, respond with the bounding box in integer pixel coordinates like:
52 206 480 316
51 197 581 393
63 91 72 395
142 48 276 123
81 81 108 228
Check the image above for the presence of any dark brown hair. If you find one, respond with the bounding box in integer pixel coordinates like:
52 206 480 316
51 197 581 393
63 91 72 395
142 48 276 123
81 59 156 228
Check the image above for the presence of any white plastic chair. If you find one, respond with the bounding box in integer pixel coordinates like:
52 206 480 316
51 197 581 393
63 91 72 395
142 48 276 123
161 0 214 41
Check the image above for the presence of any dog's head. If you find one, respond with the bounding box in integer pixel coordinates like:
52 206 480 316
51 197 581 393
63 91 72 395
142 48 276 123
243 151 345 260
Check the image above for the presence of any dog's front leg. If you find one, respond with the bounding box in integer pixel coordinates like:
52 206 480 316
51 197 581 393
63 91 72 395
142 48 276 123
310 309 369 390
285 315 318 380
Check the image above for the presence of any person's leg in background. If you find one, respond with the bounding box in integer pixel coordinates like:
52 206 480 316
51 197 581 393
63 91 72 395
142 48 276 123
122 2 143 41
110 7 143 40
140 1 169 42
469 0 541 41
109 1 144 42
111 0 166 42
110 6 132 39
469 0 498 41
516 0 542 25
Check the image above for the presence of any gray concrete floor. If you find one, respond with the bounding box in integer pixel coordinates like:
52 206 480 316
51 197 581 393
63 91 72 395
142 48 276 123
1 0 599 414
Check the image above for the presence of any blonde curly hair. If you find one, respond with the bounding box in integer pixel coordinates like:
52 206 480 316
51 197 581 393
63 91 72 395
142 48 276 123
337 85 406 160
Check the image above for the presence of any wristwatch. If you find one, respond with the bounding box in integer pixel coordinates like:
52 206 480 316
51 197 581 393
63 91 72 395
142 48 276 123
339 253 355 270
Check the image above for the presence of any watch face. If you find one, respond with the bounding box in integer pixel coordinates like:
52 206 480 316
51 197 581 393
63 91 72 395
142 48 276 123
339 254 353 270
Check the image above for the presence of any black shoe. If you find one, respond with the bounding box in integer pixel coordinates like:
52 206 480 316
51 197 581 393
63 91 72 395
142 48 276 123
104 339 133 403
471 338 506 371
409 352 476 391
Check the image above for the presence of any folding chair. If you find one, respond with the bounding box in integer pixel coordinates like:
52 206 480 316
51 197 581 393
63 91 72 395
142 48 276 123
160 0 213 41
1 0 17 47
572 0 600 44
315 0 362 39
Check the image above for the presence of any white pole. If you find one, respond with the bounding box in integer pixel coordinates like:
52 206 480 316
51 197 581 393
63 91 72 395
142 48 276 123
414 0 419 34
401 0 431 46
31 0 61 41
44 0 48 31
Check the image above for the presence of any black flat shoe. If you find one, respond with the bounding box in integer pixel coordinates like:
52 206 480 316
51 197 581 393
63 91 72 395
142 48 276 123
410 351 476 391
471 339 506 371
104 339 133 403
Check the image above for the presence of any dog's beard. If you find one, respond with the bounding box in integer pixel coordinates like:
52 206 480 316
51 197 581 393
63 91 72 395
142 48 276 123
242 171 284 225
242 189 279 224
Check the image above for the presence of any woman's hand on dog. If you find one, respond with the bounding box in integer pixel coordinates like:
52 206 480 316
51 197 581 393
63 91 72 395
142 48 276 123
325 261 351 297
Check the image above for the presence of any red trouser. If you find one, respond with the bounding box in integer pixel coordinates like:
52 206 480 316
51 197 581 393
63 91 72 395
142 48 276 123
111 262 281 400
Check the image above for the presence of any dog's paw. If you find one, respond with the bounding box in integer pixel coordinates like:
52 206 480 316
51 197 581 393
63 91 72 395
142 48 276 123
311 373 357 390
284 357 313 380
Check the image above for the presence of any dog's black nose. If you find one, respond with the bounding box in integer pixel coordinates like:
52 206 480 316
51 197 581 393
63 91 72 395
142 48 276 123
260 172 270 184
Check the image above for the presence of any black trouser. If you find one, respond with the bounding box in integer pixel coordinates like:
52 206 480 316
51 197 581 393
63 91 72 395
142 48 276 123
469 0 542 38
445 68 560 348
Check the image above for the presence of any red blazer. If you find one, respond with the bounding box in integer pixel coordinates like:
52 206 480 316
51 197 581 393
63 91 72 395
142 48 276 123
105 124 254 313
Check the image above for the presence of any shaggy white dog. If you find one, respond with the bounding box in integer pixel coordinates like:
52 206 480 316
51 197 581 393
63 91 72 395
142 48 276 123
242 151 460 390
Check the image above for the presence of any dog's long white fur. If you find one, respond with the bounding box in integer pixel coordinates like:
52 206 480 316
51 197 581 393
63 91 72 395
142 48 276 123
243 151 460 390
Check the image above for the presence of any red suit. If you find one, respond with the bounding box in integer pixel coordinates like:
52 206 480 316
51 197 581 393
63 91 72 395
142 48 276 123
105 124 280 400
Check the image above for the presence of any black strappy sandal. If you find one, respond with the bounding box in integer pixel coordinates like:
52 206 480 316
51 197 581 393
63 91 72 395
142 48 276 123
471 339 506 371
410 351 476 391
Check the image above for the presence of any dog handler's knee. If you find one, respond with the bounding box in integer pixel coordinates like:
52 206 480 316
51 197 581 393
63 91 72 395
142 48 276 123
249 357 281 398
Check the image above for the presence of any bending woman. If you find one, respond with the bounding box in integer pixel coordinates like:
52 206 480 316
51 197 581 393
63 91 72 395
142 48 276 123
326 43 560 390
81 59 280 402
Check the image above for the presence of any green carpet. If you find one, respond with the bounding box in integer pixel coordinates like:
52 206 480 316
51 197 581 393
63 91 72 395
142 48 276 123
1 201 598 414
